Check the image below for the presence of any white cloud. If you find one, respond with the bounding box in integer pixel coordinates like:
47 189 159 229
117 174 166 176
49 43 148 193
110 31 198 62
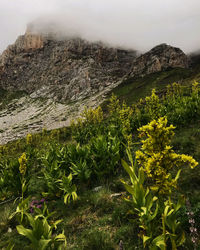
0 0 199 53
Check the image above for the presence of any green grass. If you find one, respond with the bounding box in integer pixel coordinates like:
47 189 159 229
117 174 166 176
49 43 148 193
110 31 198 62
103 63 200 107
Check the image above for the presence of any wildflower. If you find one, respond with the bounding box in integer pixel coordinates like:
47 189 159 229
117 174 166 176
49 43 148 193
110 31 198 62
18 152 27 176
186 199 199 248
26 133 32 145
136 117 198 195
29 198 46 213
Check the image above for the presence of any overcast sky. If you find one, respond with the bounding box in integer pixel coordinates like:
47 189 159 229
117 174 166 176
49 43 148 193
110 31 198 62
0 0 199 54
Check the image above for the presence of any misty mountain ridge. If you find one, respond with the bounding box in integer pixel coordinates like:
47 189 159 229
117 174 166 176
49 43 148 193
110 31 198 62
0 27 190 102
0 27 198 144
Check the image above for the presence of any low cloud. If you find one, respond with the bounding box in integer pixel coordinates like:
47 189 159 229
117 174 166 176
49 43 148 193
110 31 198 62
0 0 200 53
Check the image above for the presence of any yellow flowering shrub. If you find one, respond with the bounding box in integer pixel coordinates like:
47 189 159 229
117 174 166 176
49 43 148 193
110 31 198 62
18 152 27 176
192 81 200 97
71 106 103 129
136 117 198 194
145 89 161 119
119 102 133 147
166 82 183 98
108 93 120 114
70 106 104 143
82 106 104 124
26 133 33 145
108 94 133 146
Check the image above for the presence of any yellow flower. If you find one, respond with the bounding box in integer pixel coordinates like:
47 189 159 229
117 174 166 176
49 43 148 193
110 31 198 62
26 133 32 145
18 152 27 176
136 117 198 195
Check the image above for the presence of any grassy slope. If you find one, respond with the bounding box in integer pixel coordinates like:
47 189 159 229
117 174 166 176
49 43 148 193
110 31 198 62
1 62 200 249
111 65 200 105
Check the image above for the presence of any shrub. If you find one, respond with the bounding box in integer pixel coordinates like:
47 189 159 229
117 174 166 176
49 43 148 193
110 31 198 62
135 117 198 195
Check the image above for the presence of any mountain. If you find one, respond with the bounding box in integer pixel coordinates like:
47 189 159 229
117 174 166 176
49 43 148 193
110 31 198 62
128 43 189 78
0 28 190 102
0 27 191 144
0 29 137 102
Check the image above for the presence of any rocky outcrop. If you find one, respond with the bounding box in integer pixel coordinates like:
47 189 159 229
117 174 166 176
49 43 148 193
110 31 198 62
0 30 137 102
129 43 189 78
0 30 190 103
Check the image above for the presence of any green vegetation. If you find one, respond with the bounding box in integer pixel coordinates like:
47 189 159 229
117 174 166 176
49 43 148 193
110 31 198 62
0 73 200 249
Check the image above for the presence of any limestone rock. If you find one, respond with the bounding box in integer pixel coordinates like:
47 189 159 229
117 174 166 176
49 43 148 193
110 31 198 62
0 32 136 102
129 43 189 78
0 32 189 103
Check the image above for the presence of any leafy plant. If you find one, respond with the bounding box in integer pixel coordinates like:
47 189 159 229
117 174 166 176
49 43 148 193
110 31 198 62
41 145 67 198
9 196 30 225
16 213 66 250
121 148 161 249
0 158 21 199
70 106 104 144
135 117 198 195
162 197 186 249
90 134 120 180
57 173 78 204
145 89 161 119
70 160 92 183
121 117 199 249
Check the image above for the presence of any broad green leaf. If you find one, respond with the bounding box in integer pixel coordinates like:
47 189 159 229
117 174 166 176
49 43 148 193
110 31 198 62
138 167 145 184
175 169 181 182
174 195 185 212
64 194 70 204
151 203 158 221
121 159 137 183
22 181 27 193
121 181 135 196
43 219 51 238
177 231 186 246
164 205 170 217
143 235 151 245
16 225 37 245
38 239 51 250
26 213 36 228
126 148 134 166
54 232 67 246
152 235 166 249
52 219 62 230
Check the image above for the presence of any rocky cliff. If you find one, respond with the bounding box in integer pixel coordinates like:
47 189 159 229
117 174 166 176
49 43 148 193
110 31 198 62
0 30 137 102
0 30 190 103
128 43 189 78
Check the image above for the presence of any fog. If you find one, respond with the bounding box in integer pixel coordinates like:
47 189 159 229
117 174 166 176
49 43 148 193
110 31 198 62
0 0 200 53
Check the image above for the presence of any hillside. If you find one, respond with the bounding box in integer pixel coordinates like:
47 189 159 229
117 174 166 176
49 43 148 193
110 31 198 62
1 75 200 249
1 28 200 249
0 28 191 144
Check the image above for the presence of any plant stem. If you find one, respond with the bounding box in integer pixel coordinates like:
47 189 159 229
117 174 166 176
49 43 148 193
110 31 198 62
162 214 167 250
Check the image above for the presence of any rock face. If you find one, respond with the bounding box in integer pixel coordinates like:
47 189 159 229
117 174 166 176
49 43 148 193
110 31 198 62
129 43 189 78
0 30 137 102
0 31 189 102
